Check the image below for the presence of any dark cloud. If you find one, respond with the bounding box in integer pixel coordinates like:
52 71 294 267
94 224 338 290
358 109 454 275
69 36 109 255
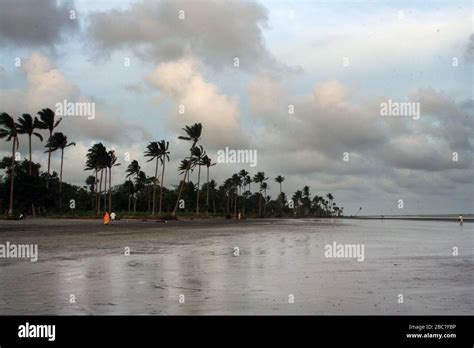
87 0 274 70
0 0 78 46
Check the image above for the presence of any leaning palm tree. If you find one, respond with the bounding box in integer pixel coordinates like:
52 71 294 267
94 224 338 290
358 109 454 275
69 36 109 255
327 193 334 215
144 141 161 215
274 175 285 213
191 145 206 214
239 170 249 216
126 160 141 213
0 113 20 216
36 108 61 188
201 154 215 213
46 132 75 210
173 123 202 216
17 114 43 175
157 140 170 217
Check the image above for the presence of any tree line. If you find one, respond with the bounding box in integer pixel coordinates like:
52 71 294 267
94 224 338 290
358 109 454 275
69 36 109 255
0 109 344 218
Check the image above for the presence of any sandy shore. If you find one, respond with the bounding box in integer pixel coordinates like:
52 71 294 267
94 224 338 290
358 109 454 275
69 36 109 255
0 218 472 315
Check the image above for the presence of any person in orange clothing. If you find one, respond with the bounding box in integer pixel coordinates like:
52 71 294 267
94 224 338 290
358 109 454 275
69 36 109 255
104 211 111 225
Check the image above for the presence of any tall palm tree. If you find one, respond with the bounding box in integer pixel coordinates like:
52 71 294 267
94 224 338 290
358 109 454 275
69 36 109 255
106 150 120 211
201 154 215 213
191 145 206 214
0 113 20 216
17 113 43 175
157 140 170 217
327 193 334 215
274 175 285 213
232 173 242 218
239 170 249 216
84 143 107 213
173 123 202 216
253 171 267 217
126 160 141 213
261 182 269 216
46 132 75 209
36 108 61 188
144 141 161 215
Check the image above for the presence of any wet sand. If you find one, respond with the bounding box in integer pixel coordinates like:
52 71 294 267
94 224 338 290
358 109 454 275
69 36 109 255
0 218 472 315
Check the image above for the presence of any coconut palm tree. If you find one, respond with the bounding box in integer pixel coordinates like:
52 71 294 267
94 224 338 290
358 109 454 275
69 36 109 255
144 141 161 215
274 175 285 213
36 108 61 188
261 181 269 216
231 173 242 218
126 160 141 213
173 123 202 216
327 193 334 215
84 143 107 213
253 171 267 217
239 170 249 216
17 114 43 175
0 113 20 215
191 145 206 214
201 154 215 213
46 132 75 210
106 150 120 211
157 140 170 217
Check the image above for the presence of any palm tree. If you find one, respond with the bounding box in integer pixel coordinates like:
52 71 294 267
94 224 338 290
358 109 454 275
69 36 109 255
327 193 334 215
0 113 20 215
106 150 120 211
191 145 206 214
293 190 303 215
17 114 43 175
231 173 242 218
84 143 107 213
173 123 202 216
126 160 141 213
261 182 269 216
239 170 249 216
144 141 161 215
46 132 75 210
274 175 285 213
157 140 170 217
201 154 215 213
36 108 61 188
253 171 267 217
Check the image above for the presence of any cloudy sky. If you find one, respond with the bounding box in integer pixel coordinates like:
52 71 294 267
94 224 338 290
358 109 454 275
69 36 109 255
0 0 472 215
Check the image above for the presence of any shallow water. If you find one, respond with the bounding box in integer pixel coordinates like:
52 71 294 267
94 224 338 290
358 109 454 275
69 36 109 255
0 218 472 315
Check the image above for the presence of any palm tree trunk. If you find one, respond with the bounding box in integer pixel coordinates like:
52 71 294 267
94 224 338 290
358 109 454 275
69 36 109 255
234 187 237 218
258 190 262 217
46 130 52 189
103 167 107 211
94 169 98 212
28 134 32 175
59 147 64 211
279 183 282 213
8 138 16 216
158 160 165 217
108 167 112 211
152 158 158 215
128 180 131 213
97 169 103 214
173 141 197 216
196 165 201 214
206 167 209 213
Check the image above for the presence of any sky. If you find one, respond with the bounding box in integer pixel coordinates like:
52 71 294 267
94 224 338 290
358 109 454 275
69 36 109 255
0 0 473 215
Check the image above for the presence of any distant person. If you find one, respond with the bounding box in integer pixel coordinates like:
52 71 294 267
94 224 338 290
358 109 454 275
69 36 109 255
459 214 463 225
110 212 116 220
104 211 111 225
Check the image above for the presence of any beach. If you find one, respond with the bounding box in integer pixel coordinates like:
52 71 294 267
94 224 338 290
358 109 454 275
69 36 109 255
0 218 472 315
